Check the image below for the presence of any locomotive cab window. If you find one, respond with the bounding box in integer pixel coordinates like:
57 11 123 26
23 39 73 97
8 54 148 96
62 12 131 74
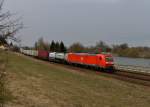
105 57 113 62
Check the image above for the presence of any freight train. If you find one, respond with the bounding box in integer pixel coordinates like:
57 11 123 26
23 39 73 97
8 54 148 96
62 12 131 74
20 48 115 72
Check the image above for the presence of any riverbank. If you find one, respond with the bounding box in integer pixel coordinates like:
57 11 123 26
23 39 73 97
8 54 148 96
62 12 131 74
113 47 150 59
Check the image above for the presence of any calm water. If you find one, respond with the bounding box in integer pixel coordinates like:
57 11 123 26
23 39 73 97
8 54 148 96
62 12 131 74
114 57 150 67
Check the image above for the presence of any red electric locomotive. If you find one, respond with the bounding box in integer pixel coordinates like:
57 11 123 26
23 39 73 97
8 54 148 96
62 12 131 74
66 53 114 71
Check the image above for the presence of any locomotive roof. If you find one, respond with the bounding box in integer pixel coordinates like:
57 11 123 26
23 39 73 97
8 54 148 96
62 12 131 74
72 52 112 56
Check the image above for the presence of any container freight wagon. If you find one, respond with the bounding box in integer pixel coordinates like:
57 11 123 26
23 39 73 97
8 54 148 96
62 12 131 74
38 50 49 60
20 49 29 55
49 52 66 63
55 53 66 62
30 50 38 57
66 53 114 70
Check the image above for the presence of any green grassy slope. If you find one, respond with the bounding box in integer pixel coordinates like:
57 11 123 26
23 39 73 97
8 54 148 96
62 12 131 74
4 52 150 107
0 50 12 106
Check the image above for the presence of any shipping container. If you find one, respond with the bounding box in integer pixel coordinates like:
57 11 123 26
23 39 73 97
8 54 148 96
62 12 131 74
38 50 49 60
49 52 56 61
55 53 65 60
49 52 66 62
31 50 38 57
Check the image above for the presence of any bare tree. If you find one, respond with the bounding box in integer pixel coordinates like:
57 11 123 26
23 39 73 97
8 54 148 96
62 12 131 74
69 42 85 53
0 0 23 45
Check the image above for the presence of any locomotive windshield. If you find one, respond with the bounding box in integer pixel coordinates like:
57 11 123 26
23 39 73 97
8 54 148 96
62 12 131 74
105 57 113 62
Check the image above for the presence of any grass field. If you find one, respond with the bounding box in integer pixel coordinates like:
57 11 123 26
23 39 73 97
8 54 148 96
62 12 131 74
2 51 150 107
0 50 5 107
0 50 10 107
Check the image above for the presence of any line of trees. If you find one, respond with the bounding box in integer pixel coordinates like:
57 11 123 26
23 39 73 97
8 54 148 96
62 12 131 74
68 41 111 53
34 37 67 52
50 40 67 52
31 38 150 58
112 44 150 58
33 39 111 54
68 42 150 58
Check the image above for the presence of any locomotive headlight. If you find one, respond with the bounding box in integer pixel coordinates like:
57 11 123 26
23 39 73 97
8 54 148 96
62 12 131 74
106 62 114 65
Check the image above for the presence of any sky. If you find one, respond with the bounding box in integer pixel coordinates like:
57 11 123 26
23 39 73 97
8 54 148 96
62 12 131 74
3 0 150 47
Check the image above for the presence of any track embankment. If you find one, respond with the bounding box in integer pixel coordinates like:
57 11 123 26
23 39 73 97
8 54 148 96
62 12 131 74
112 70 150 87
49 62 150 87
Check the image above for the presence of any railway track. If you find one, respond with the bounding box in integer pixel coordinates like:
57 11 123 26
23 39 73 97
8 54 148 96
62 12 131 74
115 65 150 74
49 62 150 87
112 70 150 87
56 63 150 87
116 70 150 81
